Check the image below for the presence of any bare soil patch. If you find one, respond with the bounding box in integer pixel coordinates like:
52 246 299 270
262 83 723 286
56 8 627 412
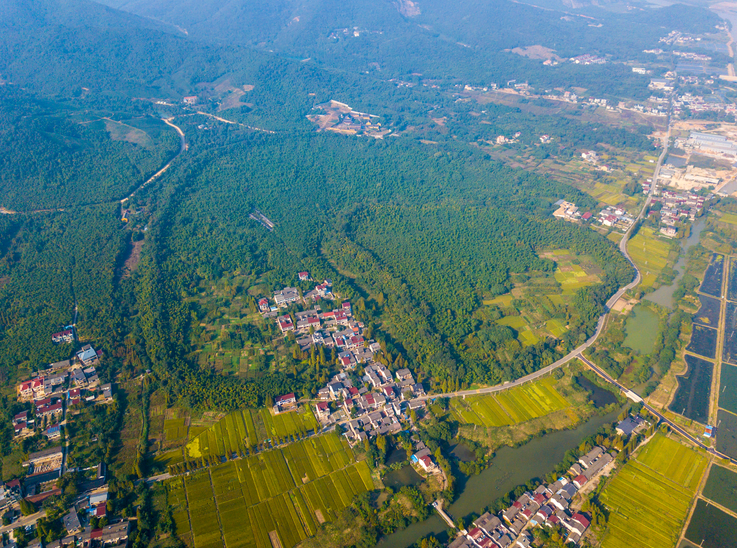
315 510 325 524
508 45 563 61
122 240 144 279
268 531 283 548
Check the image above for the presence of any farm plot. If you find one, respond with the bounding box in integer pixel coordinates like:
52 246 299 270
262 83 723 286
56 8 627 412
449 377 570 427
166 478 193 546
716 409 737 461
684 499 737 548
692 295 721 328
185 471 223 548
628 228 672 289
718 364 737 414
699 253 724 298
702 465 737 514
668 355 713 424
599 434 707 548
722 302 737 365
686 325 718 359
187 407 318 459
177 435 370 548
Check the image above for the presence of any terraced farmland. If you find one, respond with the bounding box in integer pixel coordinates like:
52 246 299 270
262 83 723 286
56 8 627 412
187 407 319 459
599 434 707 548
449 377 570 427
173 433 374 548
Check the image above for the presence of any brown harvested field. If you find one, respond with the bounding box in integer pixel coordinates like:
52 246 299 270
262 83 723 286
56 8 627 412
122 241 144 278
509 45 563 60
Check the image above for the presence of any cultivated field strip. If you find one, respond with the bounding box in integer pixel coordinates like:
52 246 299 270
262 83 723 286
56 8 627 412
187 407 319 459
599 434 707 548
448 377 570 427
171 433 373 548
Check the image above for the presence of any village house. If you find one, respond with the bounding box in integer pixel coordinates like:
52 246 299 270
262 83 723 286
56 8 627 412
77 345 99 366
273 393 297 413
52 328 75 344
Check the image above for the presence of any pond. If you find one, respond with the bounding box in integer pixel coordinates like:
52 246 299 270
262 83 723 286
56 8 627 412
646 219 706 309
386 448 407 466
376 408 622 548
383 465 424 489
450 443 477 462
575 375 618 408
624 305 660 354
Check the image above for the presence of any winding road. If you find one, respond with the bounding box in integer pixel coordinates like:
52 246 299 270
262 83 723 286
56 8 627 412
411 95 737 462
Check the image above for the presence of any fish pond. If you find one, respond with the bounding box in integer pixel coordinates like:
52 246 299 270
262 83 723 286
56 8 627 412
668 355 713 424
684 499 737 548
699 253 725 298
716 409 737 461
386 447 407 466
624 305 660 354
450 443 477 463
703 465 737 514
692 295 721 328
718 364 737 414
722 302 737 365
686 325 718 359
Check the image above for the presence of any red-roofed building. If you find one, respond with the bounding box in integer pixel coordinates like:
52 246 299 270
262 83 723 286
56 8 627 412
52 329 75 344
299 271 310 281
573 475 588 489
348 387 359 396
533 493 546 505
418 455 436 472
277 316 294 332
13 411 28 425
572 513 590 529
274 393 297 413
17 378 44 401
581 212 592 221
258 298 270 312
95 503 107 518
315 402 330 418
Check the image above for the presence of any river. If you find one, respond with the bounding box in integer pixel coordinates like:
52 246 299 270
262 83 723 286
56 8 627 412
376 409 621 548
644 219 706 309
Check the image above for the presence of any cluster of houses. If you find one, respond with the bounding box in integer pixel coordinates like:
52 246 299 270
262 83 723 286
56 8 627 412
552 200 591 223
314 363 427 443
449 446 615 548
597 206 634 230
51 327 75 345
649 189 707 236
673 93 737 119
3 458 129 548
569 54 606 65
11 348 112 442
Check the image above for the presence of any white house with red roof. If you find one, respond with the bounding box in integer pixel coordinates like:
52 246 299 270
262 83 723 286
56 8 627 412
273 393 297 413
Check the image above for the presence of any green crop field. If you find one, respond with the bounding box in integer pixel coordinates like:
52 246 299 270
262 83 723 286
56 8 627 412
600 434 708 548
702 465 737 514
164 418 188 441
166 477 193 546
628 227 673 289
449 376 570 427
187 407 318 459
546 319 567 337
172 433 373 548
719 213 737 226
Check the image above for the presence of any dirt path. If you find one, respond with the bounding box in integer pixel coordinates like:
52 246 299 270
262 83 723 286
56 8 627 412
121 117 186 204
195 111 277 134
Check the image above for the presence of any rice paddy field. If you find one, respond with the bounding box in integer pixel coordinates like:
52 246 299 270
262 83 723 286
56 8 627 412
628 227 673 289
702 465 737 514
599 434 708 548
187 407 319 459
692 295 721 328
448 377 570 427
173 433 374 548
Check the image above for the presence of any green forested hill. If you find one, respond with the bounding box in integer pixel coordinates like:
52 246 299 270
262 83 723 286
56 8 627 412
0 90 180 210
